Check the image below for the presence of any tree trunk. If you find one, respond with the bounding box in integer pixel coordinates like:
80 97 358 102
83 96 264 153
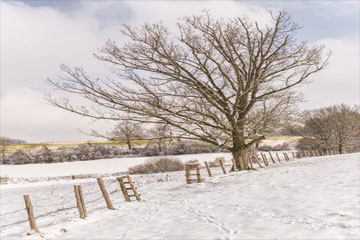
126 139 132 149
158 139 163 152
339 143 342 154
231 149 249 171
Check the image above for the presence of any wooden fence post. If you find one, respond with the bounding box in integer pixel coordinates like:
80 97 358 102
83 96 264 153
248 156 255 170
268 152 276 164
292 152 295 159
78 185 87 217
303 151 308 157
232 158 238 172
185 167 191 184
276 153 281 163
220 159 226 174
97 178 114 210
74 185 86 219
204 161 212 177
23 195 39 233
261 153 269 166
196 164 202 183
283 152 289 161
253 154 263 168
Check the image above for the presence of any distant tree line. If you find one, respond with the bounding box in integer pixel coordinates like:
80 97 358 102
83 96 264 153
287 104 360 153
1 140 223 165
0 136 26 160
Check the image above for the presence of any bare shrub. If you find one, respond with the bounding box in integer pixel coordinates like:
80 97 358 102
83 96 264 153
257 143 290 151
165 141 219 155
142 143 160 156
128 157 184 174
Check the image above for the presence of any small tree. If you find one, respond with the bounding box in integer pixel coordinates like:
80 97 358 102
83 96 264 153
329 105 360 153
109 120 145 149
148 123 172 152
47 11 329 170
296 104 360 153
0 137 12 161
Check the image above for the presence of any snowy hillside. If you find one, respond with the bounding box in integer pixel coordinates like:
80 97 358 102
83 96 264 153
1 153 359 239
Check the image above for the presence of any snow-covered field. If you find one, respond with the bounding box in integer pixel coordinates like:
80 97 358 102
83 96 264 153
1 153 359 239
0 152 234 179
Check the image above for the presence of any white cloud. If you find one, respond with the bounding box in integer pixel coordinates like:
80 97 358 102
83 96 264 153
0 88 111 142
298 35 360 109
0 1 359 142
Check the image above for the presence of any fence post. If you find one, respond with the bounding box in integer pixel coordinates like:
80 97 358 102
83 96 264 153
248 156 255 170
74 185 86 219
185 167 191 184
232 158 238 172
268 152 276 164
204 161 212 177
196 164 202 183
23 195 39 233
78 185 87 217
261 153 269 166
219 159 226 174
97 178 114 210
253 154 263 168
283 152 289 161
276 153 281 163
292 152 295 159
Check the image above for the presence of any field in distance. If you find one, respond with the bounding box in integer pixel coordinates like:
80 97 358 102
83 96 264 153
4 136 301 154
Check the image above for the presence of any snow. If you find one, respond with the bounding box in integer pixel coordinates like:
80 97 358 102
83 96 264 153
1 153 359 239
0 152 233 178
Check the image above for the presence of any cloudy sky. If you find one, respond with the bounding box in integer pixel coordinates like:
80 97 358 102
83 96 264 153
1 0 359 143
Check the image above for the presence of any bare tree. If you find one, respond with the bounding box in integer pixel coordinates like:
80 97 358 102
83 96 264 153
147 123 172 152
109 120 145 149
46 11 329 170
296 104 360 153
329 104 360 153
0 137 12 161
298 108 335 152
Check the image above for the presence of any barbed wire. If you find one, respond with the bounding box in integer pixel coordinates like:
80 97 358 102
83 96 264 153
1 148 359 231
0 181 122 231
0 208 26 217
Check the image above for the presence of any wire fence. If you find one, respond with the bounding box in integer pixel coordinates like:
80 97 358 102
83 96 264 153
0 178 121 231
1 148 359 233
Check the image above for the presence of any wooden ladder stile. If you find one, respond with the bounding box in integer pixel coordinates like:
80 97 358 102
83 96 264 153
185 162 202 184
117 176 141 202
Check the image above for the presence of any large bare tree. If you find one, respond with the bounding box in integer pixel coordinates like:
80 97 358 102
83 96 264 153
46 11 329 170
